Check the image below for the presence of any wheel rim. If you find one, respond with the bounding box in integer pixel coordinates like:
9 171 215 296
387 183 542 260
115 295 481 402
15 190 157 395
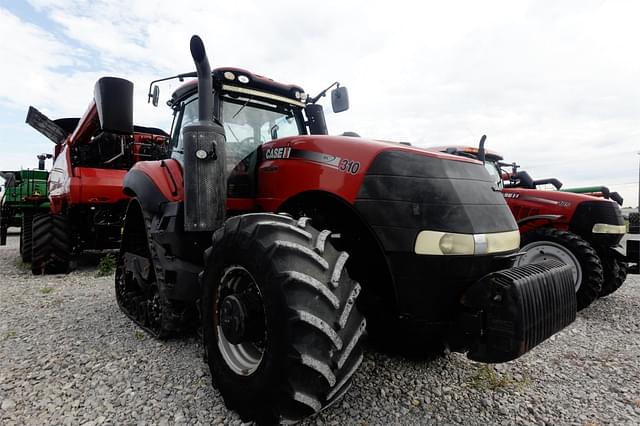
515 241 582 292
216 265 266 376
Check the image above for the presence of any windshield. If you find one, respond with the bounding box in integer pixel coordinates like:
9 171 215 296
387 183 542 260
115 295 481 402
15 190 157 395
221 94 302 162
174 93 304 167
485 161 504 189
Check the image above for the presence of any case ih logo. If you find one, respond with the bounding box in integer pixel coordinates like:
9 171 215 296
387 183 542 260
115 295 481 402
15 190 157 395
264 147 291 160
503 192 520 199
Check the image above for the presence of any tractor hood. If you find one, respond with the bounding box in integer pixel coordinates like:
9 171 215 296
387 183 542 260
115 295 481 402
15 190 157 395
260 134 519 255
504 187 625 245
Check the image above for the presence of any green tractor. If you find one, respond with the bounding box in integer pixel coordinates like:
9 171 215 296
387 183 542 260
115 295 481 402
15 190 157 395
0 154 52 261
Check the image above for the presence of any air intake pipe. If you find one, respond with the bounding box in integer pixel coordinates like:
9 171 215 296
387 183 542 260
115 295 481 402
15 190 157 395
182 35 227 232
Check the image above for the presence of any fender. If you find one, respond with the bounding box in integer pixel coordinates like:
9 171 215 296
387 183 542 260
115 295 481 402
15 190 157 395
123 159 184 213
517 214 563 227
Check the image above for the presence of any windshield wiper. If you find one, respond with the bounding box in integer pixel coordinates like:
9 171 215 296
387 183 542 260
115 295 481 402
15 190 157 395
226 125 241 142
232 96 253 120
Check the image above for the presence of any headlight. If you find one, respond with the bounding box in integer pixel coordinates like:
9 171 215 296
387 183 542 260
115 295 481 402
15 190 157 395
592 223 626 234
415 230 520 255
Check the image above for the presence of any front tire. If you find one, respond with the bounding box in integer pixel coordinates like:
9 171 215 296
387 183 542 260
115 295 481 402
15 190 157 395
31 213 71 275
516 228 602 310
20 211 34 262
598 252 627 297
201 213 366 424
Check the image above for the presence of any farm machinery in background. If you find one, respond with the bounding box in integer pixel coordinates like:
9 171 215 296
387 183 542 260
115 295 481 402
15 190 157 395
0 154 51 259
110 35 576 424
431 141 636 310
25 83 169 275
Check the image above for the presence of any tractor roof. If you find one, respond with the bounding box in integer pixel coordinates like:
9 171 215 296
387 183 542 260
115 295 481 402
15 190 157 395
427 145 504 162
170 67 306 107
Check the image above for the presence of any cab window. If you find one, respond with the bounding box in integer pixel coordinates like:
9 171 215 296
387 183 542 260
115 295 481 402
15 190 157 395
485 161 504 189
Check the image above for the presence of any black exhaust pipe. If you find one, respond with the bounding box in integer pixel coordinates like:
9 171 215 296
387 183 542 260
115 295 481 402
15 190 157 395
190 36 212 122
182 35 227 232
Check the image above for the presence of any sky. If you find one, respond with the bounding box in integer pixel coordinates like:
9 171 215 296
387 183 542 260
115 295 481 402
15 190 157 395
0 0 638 206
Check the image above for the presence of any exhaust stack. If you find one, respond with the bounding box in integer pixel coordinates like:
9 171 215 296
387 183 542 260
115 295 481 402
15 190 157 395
182 35 227 232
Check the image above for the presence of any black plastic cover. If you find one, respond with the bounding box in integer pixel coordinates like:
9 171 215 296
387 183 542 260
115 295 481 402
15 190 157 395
94 77 134 134
355 150 517 252
570 200 624 246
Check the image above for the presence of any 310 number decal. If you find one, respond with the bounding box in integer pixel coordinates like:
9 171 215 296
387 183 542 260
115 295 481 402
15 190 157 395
338 158 360 174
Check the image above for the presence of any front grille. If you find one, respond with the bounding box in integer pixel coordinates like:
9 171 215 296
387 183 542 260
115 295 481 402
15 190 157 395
571 200 623 237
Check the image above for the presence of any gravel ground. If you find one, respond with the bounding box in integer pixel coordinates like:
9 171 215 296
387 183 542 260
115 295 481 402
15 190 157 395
1 230 639 426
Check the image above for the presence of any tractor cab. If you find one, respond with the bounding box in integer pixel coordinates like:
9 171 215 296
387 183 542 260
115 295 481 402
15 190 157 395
169 69 308 181
152 67 349 199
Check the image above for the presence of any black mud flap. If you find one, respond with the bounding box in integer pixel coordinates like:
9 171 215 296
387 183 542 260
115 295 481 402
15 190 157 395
456 260 576 363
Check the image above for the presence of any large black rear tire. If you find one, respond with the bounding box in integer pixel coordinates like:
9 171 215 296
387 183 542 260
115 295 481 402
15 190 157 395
517 228 602 310
597 251 627 297
201 213 366 424
31 213 71 275
0 214 7 246
20 211 34 262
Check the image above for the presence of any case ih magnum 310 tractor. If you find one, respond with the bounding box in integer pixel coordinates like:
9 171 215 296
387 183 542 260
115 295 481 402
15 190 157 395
113 36 576 424
25 84 169 274
433 143 634 311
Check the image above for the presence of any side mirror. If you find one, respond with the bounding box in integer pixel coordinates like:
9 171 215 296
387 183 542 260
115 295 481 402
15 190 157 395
331 86 349 113
94 77 134 134
151 85 160 107
305 104 328 135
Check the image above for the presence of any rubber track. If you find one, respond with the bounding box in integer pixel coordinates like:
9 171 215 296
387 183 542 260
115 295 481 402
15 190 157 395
116 201 186 339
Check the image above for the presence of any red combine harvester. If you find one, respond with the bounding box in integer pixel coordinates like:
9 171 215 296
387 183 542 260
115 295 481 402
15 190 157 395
110 36 578 423
432 140 635 310
25 79 169 274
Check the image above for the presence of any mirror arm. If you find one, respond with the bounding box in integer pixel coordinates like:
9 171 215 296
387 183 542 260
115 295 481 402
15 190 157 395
309 81 339 104
146 71 199 104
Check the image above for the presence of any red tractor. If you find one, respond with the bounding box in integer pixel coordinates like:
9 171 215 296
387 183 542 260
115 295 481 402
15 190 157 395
431 141 633 310
25 82 169 274
115 36 576 424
